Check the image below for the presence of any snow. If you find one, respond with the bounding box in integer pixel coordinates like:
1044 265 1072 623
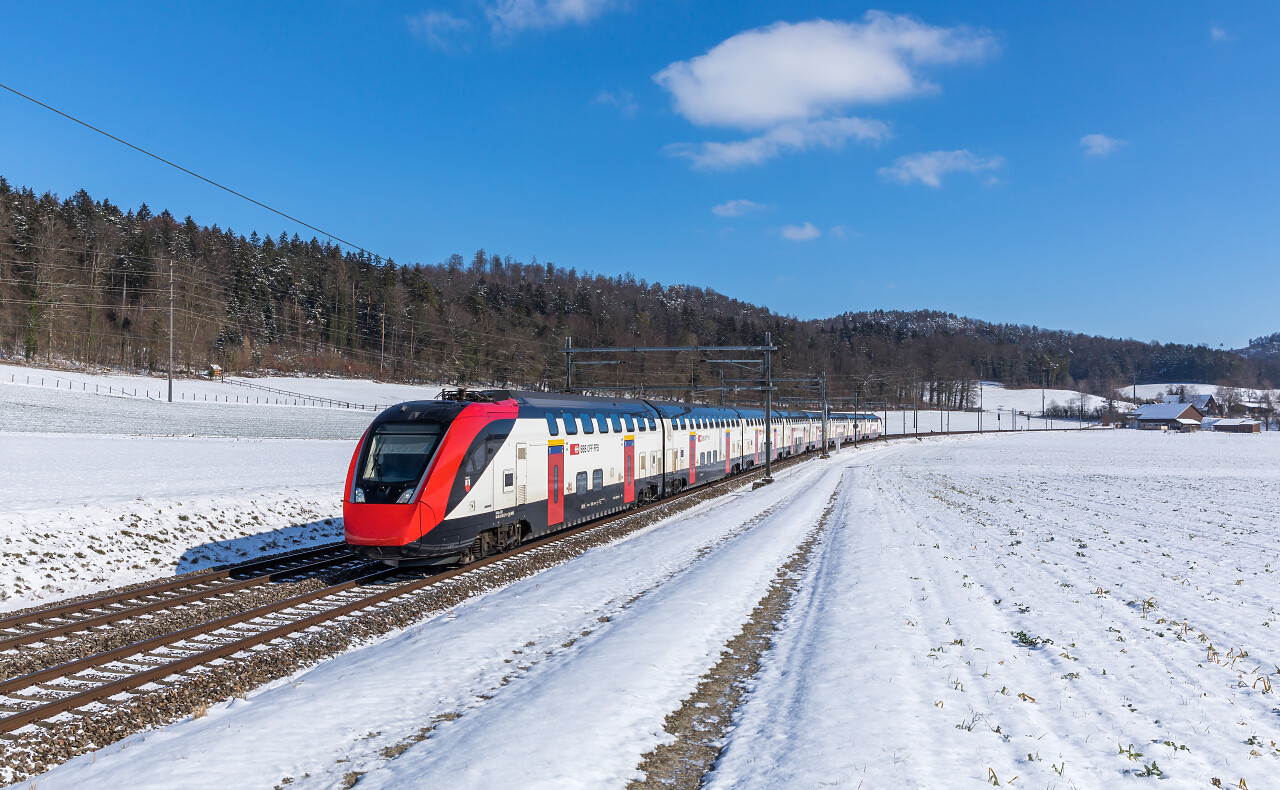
0 361 376 608
1125 382 1280 403
877 382 1130 435
24 431 1280 789
711 431 1280 789
0 361 440 411
0 377 376 438
20 454 856 790
0 434 352 608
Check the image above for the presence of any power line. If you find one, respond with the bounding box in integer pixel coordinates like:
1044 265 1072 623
0 80 376 258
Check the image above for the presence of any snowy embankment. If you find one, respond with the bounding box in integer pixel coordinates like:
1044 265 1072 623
0 433 352 609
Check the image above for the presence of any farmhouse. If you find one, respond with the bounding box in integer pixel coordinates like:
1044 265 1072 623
1130 402 1204 431
1161 392 1222 416
1202 418 1261 433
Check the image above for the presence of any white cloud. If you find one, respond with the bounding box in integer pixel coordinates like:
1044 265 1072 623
1210 25 1230 43
653 13 994 130
1080 133 1126 157
486 0 617 33
781 222 821 241
407 11 471 51
878 149 1004 187
665 116 890 171
712 199 767 218
829 225 856 240
592 90 638 117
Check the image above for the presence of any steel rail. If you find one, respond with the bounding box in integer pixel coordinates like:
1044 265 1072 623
0 542 349 634
0 553 356 653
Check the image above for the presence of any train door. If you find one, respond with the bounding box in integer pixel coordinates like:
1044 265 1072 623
623 436 635 503
515 443 528 506
547 440 564 527
754 428 761 465
724 431 731 473
688 432 697 484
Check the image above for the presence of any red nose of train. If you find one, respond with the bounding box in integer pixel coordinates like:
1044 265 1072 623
343 502 438 546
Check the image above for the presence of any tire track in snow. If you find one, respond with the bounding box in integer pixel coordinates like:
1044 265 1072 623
348 458 852 790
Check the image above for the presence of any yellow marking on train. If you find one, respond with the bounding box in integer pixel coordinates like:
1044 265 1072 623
549 439 565 446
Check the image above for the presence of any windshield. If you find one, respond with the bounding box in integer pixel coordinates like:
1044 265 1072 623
355 422 445 504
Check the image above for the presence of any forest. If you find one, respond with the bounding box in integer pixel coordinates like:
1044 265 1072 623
2 177 1277 409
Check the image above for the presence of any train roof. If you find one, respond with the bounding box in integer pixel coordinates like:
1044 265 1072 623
447 389 824 421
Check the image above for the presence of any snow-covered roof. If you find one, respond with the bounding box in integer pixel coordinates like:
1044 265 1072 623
1176 418 1200 426
1208 418 1258 427
1161 393 1215 408
1133 403 1201 421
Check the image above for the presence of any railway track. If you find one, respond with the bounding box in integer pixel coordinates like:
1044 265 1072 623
0 450 820 741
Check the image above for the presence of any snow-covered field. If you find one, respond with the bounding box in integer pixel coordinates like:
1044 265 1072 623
22 430 1280 789
1123 382 1280 403
0 363 370 607
876 382 1127 435
0 433 352 608
0 361 440 410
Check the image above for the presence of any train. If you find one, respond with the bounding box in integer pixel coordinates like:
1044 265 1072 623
343 389 882 566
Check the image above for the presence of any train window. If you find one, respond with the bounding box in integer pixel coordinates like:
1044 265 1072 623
648 417 657 431
639 454 646 471
623 415 635 432
592 469 603 489
553 467 559 502
595 413 609 433
546 414 559 436
610 414 623 432
576 471 588 492
637 417 646 432
561 412 578 435
463 436 503 478
503 471 514 491
579 412 594 434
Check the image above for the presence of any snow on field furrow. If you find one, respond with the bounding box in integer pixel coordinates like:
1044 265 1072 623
19 454 851 790
711 433 1280 789
890 481 1274 783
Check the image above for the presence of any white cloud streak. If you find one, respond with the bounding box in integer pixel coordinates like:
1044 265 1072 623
711 199 767 218
654 13 995 129
781 222 821 241
1080 133 1126 157
592 90 638 117
878 149 1004 187
665 116 890 171
1210 25 1230 43
406 11 471 51
486 0 617 34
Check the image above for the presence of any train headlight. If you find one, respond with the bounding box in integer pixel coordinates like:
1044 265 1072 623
396 488 415 504
353 488 366 503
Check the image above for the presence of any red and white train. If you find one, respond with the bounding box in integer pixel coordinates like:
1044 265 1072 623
343 390 881 566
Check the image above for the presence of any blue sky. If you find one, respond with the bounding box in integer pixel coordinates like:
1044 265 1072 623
1 2 1276 348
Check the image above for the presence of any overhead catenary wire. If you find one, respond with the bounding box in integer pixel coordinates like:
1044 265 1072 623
0 80 377 259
